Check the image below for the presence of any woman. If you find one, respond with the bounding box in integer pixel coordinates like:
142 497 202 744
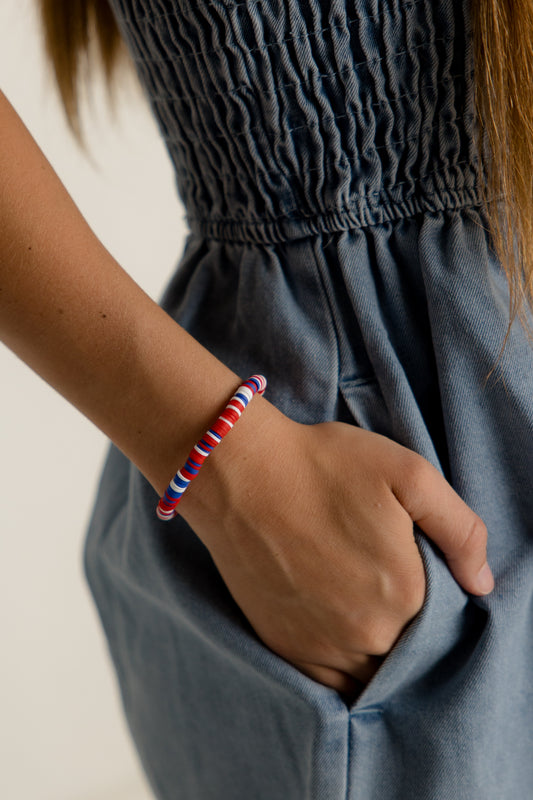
1 0 531 797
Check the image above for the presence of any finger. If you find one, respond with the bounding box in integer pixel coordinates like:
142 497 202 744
292 661 365 694
391 455 494 596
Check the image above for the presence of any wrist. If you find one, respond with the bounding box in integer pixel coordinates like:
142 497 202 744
176 392 290 546
155 375 267 521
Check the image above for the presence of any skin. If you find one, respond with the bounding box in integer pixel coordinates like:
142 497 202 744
0 89 494 697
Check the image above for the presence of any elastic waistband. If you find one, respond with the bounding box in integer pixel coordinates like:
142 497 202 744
186 183 485 244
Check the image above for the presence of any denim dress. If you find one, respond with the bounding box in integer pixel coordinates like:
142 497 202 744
84 1 533 797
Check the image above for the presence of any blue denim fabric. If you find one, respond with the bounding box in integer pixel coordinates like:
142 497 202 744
84 1 533 797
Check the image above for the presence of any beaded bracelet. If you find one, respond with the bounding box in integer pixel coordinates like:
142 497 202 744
156 374 267 521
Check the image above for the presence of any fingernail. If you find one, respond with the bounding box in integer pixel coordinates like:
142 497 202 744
477 563 494 595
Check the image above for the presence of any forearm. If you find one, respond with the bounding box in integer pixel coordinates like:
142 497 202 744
0 88 273 499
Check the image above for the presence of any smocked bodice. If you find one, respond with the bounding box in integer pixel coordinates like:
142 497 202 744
110 0 480 243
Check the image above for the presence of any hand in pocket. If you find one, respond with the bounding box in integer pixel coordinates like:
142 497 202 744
181 405 494 695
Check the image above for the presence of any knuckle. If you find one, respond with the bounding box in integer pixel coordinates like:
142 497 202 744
356 570 426 656
407 455 435 493
385 558 426 614
394 449 434 497
398 575 426 616
357 620 399 656
457 515 488 558
398 446 424 474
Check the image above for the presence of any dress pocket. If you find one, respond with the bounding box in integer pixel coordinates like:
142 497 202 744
336 377 489 714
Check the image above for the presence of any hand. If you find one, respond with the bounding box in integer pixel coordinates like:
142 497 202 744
181 403 494 696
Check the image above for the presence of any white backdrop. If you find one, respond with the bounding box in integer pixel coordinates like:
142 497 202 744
0 2 188 798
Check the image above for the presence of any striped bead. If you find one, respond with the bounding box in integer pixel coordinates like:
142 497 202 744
156 375 267 521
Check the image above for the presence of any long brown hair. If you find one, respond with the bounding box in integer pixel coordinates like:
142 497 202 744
38 0 533 350
39 0 124 139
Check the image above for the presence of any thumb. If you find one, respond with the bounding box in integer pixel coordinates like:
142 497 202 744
391 455 494 596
